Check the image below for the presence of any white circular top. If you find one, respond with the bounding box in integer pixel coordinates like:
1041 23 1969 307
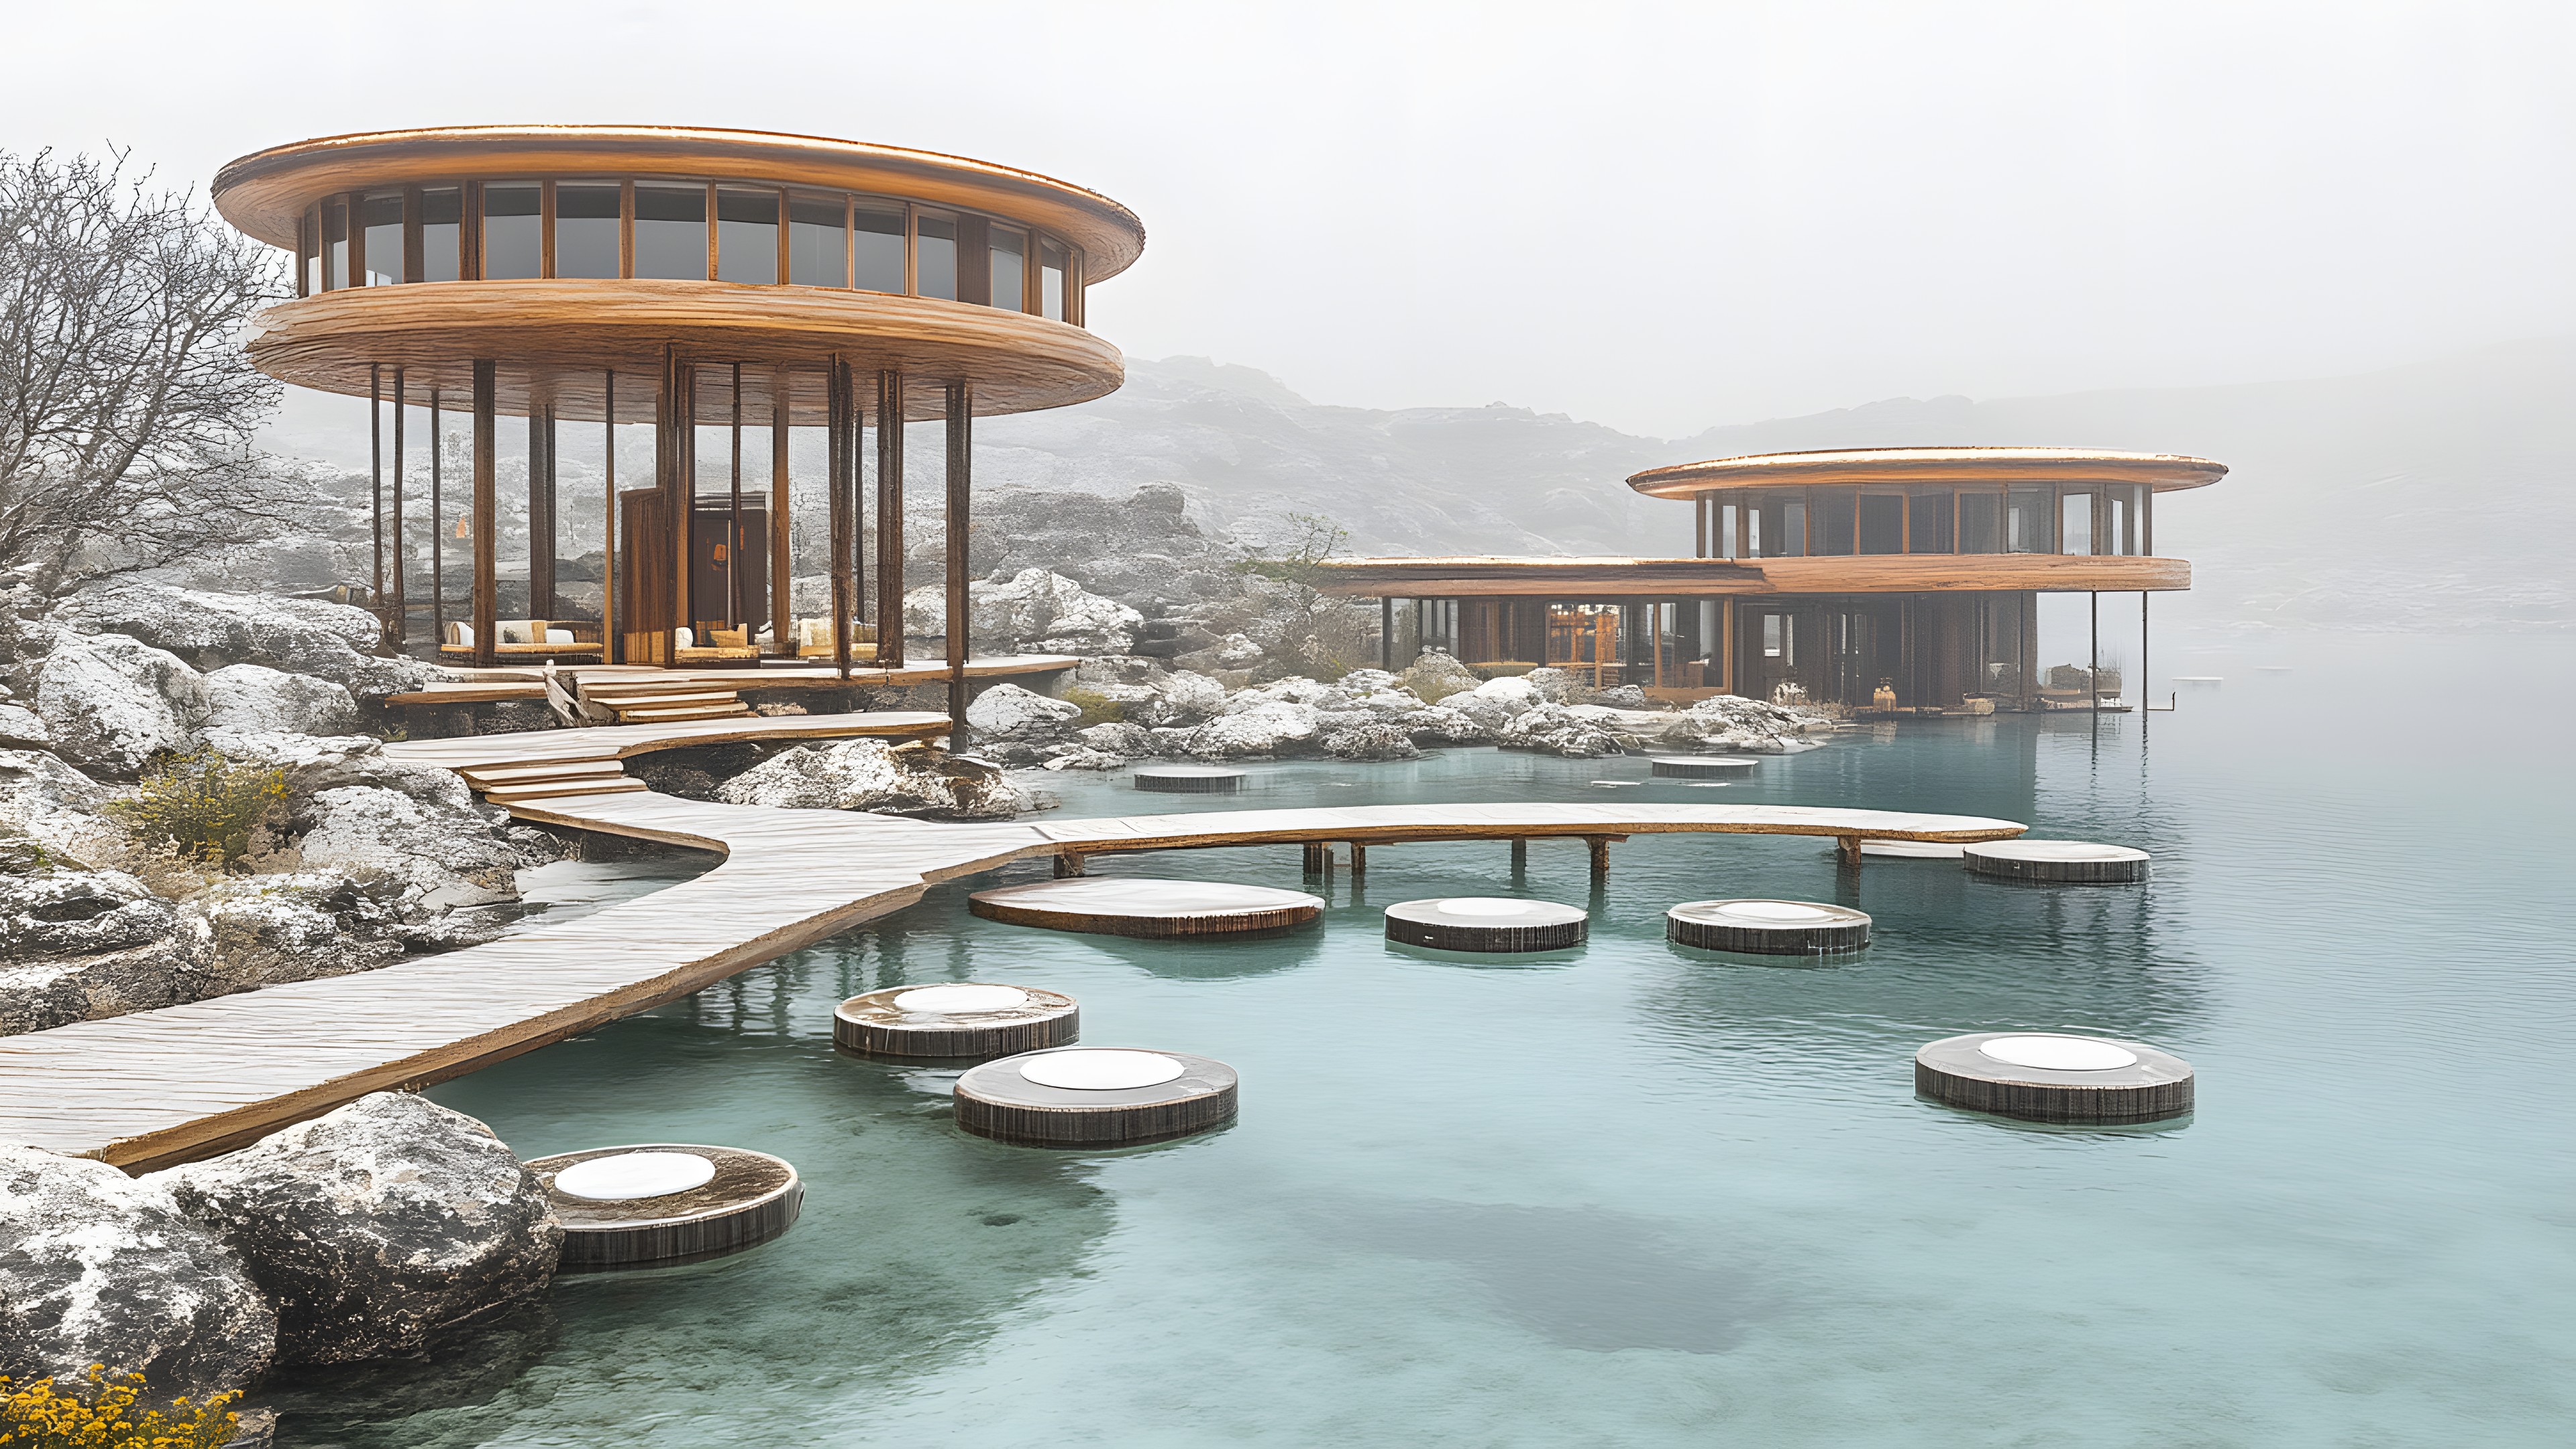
1650 755 1758 766
553 1150 717 1201
1439 898 1556 918
1977 1034 2141 1071
892 983 1030 1014
1722 900 1833 922
1970 840 2149 863
975 877 1321 918
1134 764 1244 777
1018 1049 1187 1091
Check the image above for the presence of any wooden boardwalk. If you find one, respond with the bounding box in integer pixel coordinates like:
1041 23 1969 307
386 653 1081 707
0 727 2025 1170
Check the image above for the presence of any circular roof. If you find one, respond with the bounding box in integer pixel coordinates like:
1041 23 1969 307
212 125 1145 280
1627 447 2226 498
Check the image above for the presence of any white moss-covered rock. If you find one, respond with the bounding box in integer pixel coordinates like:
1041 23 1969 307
0 863 195 1036
52 583 429 698
966 683 1082 741
153 1093 559 1366
716 739 1029 819
1499 703 1627 757
0 1144 276 1401
1186 700 1322 759
1322 721 1422 761
33 632 206 778
202 664 358 737
295 786 541 924
904 569 1144 655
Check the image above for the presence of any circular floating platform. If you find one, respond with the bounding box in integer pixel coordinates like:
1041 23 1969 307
1858 839 1966 861
1133 764 1245 794
970 877 1323 938
1914 1032 2194 1124
1964 839 2150 884
527 1144 803 1268
1649 755 1761 779
955 1048 1238 1148
1383 897 1589 953
1666 898 1872 955
834 981 1079 1062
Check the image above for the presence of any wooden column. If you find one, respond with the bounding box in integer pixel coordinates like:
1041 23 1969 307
874 368 906 669
470 360 497 668
1381 596 1393 670
429 389 443 646
727 363 744 630
662 347 689 653
389 369 405 647
1587 838 1611 881
527 404 555 621
602 370 616 663
1721 596 1735 695
368 364 384 643
945 379 972 745
826 358 853 678
770 372 792 653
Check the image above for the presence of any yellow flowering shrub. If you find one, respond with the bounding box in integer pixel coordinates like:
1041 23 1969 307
103 749 288 868
0 1366 239 1448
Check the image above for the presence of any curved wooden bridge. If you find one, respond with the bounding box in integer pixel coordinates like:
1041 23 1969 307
0 716 2025 1169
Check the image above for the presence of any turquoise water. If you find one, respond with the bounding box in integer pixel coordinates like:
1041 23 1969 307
272 635 2576 1447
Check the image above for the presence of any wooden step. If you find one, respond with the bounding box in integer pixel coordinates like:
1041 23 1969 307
459 758 626 788
482 778 650 804
613 705 757 723
600 691 745 712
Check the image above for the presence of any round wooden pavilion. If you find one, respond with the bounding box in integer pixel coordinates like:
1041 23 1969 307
211 125 1146 737
1321 447 2225 710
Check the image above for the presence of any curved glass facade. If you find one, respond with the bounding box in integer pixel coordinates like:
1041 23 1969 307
294 174 1087 326
1697 483 2153 558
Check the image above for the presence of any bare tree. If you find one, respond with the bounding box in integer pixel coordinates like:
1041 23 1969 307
0 148 291 595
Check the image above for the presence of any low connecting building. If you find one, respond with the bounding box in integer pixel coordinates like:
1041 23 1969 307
1321 447 2226 710
211 124 1145 735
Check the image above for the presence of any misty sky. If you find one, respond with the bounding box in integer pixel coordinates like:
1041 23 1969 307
8 1 2569 436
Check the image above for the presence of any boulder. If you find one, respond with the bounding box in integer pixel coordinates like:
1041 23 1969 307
1593 684 1651 710
201 729 476 818
52 583 431 698
1520 667 1593 704
1148 669 1228 725
189 872 405 991
202 665 358 737
1040 747 1130 772
1499 703 1626 757
1401 704 1497 747
0 865 194 1036
903 570 1143 655
0 703 50 749
34 632 206 778
1073 721 1154 757
1187 700 1322 759
1399 652 1481 703
716 739 1029 820
0 747 109 830
152 1093 559 1366
296 786 539 918
0 1145 276 1401
966 683 1083 741
1321 722 1422 761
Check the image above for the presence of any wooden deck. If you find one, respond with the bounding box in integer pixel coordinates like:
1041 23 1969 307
381 710 953 771
386 653 1080 708
0 724 2025 1171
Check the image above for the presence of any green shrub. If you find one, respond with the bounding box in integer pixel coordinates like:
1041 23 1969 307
104 749 287 869
1060 686 1124 728
0 1365 240 1447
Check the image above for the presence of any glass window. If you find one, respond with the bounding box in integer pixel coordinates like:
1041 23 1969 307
420 188 462 283
360 195 402 284
323 201 348 290
1907 492 1953 554
480 185 539 280
788 196 846 286
1719 502 1739 558
854 207 904 292
1813 494 1856 555
1857 494 1903 554
989 226 1026 311
2006 488 2051 552
1039 239 1069 319
1957 492 2002 552
555 184 621 279
1762 613 1795 663
2060 490 2094 555
634 185 706 280
1782 499 1806 555
716 189 778 284
915 213 957 299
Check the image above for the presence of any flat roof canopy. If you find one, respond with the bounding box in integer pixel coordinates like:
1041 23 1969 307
1627 447 2226 499
213 125 1146 281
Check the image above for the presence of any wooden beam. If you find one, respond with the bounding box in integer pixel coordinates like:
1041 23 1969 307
771 370 792 654
470 360 496 668
875 368 906 668
828 357 853 678
429 389 443 645
945 379 972 745
369 364 384 645
390 368 405 646
602 370 616 663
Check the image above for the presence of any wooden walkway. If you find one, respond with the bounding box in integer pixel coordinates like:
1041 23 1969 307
0 727 2025 1170
387 653 1080 707
380 710 953 771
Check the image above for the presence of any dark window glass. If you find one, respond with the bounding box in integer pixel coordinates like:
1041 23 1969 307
1908 492 1954 553
482 184 539 280
2060 490 2094 555
301 207 321 293
915 213 956 299
853 207 904 292
1957 492 2001 552
1814 494 1856 555
1782 499 1806 555
989 227 1025 311
1857 494 1904 554
555 184 621 279
360 195 402 284
716 189 778 284
2006 488 2051 552
788 196 846 286
420 189 461 283
323 202 348 289
1039 239 1068 319
634 185 706 280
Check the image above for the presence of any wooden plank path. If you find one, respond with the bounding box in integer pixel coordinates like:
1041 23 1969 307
0 724 2026 1170
380 710 954 770
386 653 1081 707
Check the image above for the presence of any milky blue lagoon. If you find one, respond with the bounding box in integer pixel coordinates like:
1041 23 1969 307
272 636 2575 1446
